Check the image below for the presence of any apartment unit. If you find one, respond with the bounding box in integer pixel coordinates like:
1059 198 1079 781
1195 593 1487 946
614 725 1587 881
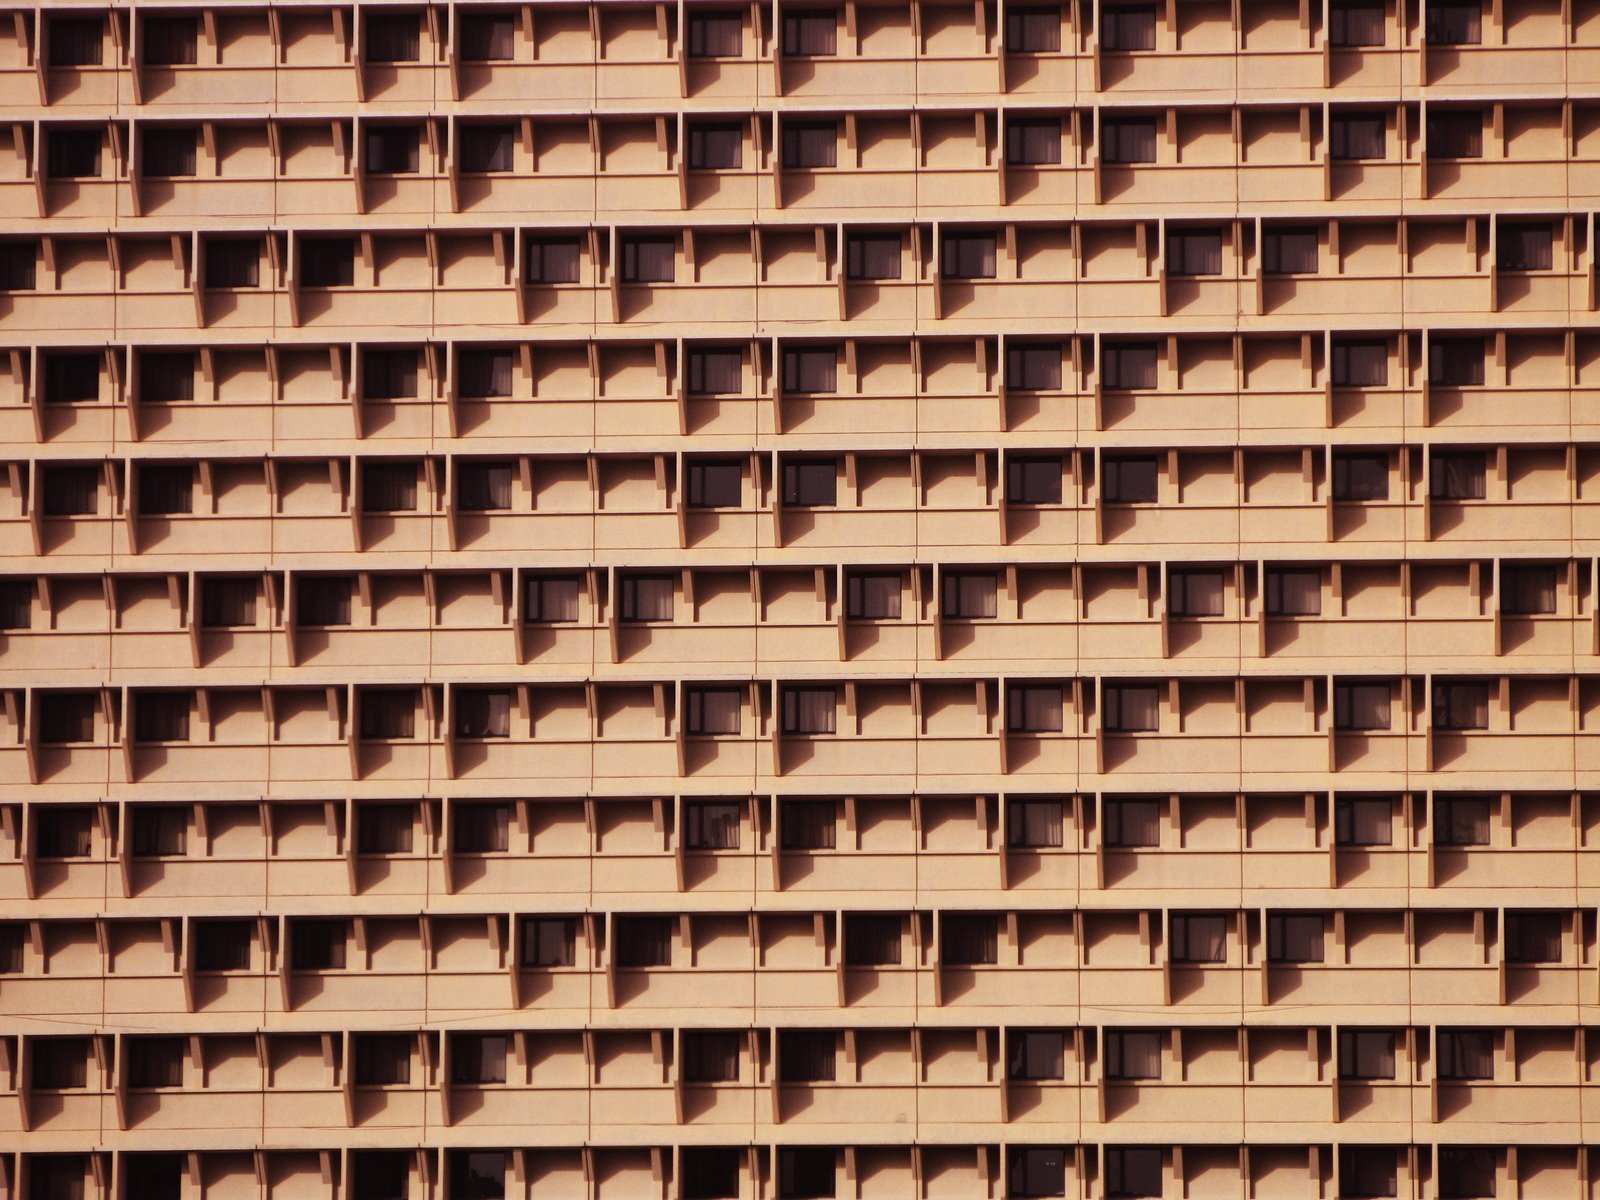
0 1 1597 1200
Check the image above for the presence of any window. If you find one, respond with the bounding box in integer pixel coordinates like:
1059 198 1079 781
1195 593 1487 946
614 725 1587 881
1267 913 1325 963
943 571 998 619
131 806 188 857
1104 684 1160 733
1434 795 1491 846
301 238 356 287
1082 820 1152 887
621 236 676 283
366 13 421 61
456 689 512 739
781 799 837 850
458 348 513 398
689 11 744 57
449 1153 506 1200
526 238 581 284
942 232 998 280
1010 1147 1068 1198
686 687 742 736
1170 914 1228 963
1433 681 1489 731
45 353 100 404
1007 5 1063 50
360 690 418 740
363 462 419 511
460 11 516 60
782 347 839 394
1429 337 1485 386
1331 0 1386 44
782 120 839 168
139 464 194 515
686 800 741 849
354 1035 412 1086
1341 1146 1398 1198
779 1032 837 1081
1429 109 1483 158
682 1032 742 1083
783 459 837 506
782 9 838 54
123 1158 181 1200
48 129 102 179
451 1034 508 1085
688 123 743 169
942 914 998 964
1008 684 1065 734
520 917 576 967
1330 112 1387 160
619 574 674 622
49 17 104 66
139 352 197 404
352 1152 411 1200
1102 117 1158 164
1006 118 1063 165
1436 1029 1494 1079
142 127 197 177
783 686 838 734
1339 1030 1397 1079
1105 1030 1162 1079
1504 911 1562 963
1167 229 1224 276
459 461 513 512
0 580 31 630
1167 570 1224 617
1263 226 1319 274
39 693 97 744
38 460 97 511
1428 0 1482 42
291 919 348 970
525 576 580 623
1103 455 1159 503
459 124 515 173
365 125 421 174
193 920 252 971
1332 453 1389 500
30 1158 87 1200
0 240 38 290
1498 223 1553 271
0 924 22 973
204 238 261 289
844 914 903 965
1106 1148 1164 1199
846 233 903 281
1008 1031 1065 1080
1438 1149 1496 1200
687 459 742 506
357 804 415 855
1335 796 1393 844
297 576 353 627
32 1039 90 1090
1008 343 1063 391
1332 339 1389 387
682 1149 740 1200
847 572 902 620
1103 342 1158 390
1430 451 1487 499
1501 565 1558 615
778 1148 836 1200
363 349 419 400
35 807 93 858
1103 4 1157 48
688 349 744 396
615 916 673 967
1008 456 1063 504
1008 799 1065 848
1265 568 1321 616
453 803 509 854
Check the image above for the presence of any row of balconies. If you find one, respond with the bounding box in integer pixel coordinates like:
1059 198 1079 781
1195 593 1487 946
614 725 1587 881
3 671 1600 785
3 790 1591 904
0 906 1591 1020
0 1022 1587 1139
0 0 1589 111
0 556 1595 680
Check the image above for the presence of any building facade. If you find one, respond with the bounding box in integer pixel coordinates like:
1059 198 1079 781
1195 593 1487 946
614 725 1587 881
0 1 1593 1199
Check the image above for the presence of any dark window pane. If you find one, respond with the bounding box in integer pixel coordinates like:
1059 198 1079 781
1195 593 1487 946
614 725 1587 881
942 571 998 619
131 805 189 857
460 13 516 61
779 1032 837 1082
1335 796 1393 843
782 121 838 168
1167 230 1224 276
1008 1031 1066 1080
846 233 903 280
520 917 576 967
941 233 998 280
1332 453 1389 499
1338 1029 1396 1079
1167 569 1225 617
1103 5 1156 48
1008 799 1065 848
1105 1030 1162 1079
1008 456 1063 504
1102 117 1157 164
688 123 744 169
363 461 419 511
354 1034 413 1086
142 127 197 178
682 1147 741 1200
1332 339 1389 387
1008 344 1064 391
366 13 421 61
1504 911 1563 963
49 17 104 66
1107 1148 1163 1199
193 920 252 971
204 239 261 289
1428 0 1483 43
782 10 838 54
1264 227 1320 274
688 459 743 506
139 464 195 515
365 125 421 174
941 913 998 964
453 803 510 853
1434 796 1491 846
685 800 742 848
449 1152 506 1200
39 693 97 743
689 12 744 57
782 347 839 393
1268 913 1326 962
1429 337 1486 386
686 688 742 736
1170 913 1228 962
781 799 837 850
844 913 903 965
1334 685 1393 731
688 349 744 395
621 237 676 283
1266 569 1322 616
301 238 356 287
0 241 39 291
451 1034 508 1085
1010 1147 1068 1198
1104 456 1158 502
456 689 512 739
782 686 837 734
36 807 93 858
1428 110 1484 158
1008 684 1065 733
1498 223 1553 271
1104 684 1160 732
783 459 837 506
459 462 513 511
44 353 100 404
1331 0 1386 44
526 239 581 284
357 804 415 855
1007 6 1063 51
1430 452 1487 499
48 129 102 179
1330 113 1387 159
615 915 673 967
291 919 348 970
459 124 515 172
297 576 353 627
360 690 418 740
525 576 580 623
